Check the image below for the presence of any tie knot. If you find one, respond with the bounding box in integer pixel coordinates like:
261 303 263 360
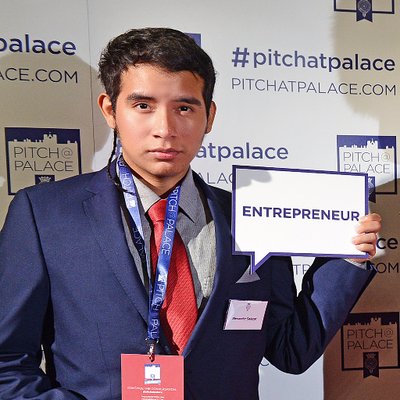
148 199 167 224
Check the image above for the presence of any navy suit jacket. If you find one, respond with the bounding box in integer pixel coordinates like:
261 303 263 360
0 166 375 399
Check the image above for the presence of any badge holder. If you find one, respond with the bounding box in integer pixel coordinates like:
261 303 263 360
121 349 184 399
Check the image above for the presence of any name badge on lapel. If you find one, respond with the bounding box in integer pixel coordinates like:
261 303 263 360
224 299 268 330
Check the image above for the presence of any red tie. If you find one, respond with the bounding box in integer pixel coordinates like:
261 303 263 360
148 199 198 354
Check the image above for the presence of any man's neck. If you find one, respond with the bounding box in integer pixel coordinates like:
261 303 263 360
132 171 189 198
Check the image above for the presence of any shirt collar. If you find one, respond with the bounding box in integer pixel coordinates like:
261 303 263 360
134 169 200 223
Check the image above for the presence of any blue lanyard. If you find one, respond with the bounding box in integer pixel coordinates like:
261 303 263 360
116 155 181 359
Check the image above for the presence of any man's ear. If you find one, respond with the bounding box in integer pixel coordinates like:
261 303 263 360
205 101 217 134
98 93 116 129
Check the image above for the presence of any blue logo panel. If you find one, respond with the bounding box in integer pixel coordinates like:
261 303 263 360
341 312 400 378
5 127 81 195
334 0 395 22
337 135 397 196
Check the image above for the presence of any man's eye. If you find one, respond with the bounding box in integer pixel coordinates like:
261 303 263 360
136 103 148 109
179 106 190 112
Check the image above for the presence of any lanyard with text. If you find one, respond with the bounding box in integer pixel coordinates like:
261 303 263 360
117 155 181 361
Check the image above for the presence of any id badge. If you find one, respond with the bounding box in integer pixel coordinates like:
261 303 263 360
121 354 184 399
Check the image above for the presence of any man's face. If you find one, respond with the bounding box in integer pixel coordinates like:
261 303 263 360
99 64 216 193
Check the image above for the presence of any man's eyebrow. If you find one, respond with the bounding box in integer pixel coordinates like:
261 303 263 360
174 97 202 106
126 93 155 102
125 93 202 106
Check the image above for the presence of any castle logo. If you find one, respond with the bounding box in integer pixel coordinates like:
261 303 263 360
334 0 395 22
337 135 397 198
5 127 81 195
341 312 400 378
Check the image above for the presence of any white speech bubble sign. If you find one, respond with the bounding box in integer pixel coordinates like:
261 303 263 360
232 166 368 273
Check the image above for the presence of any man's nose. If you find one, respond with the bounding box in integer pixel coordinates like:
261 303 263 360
153 109 176 137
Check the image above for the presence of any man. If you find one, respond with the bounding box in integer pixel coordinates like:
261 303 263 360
0 28 381 399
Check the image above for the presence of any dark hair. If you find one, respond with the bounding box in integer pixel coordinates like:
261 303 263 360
98 27 216 115
101 28 216 191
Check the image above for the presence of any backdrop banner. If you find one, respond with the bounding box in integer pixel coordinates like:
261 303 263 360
1 1 399 398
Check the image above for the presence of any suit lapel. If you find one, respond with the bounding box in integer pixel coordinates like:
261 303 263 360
183 174 249 356
83 167 149 324
194 173 250 284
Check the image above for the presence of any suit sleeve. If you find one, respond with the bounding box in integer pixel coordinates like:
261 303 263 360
262 256 375 374
0 190 83 399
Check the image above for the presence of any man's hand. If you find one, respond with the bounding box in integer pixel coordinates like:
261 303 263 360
350 213 382 262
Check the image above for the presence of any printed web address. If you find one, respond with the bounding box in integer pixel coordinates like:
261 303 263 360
231 78 396 96
0 66 78 84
